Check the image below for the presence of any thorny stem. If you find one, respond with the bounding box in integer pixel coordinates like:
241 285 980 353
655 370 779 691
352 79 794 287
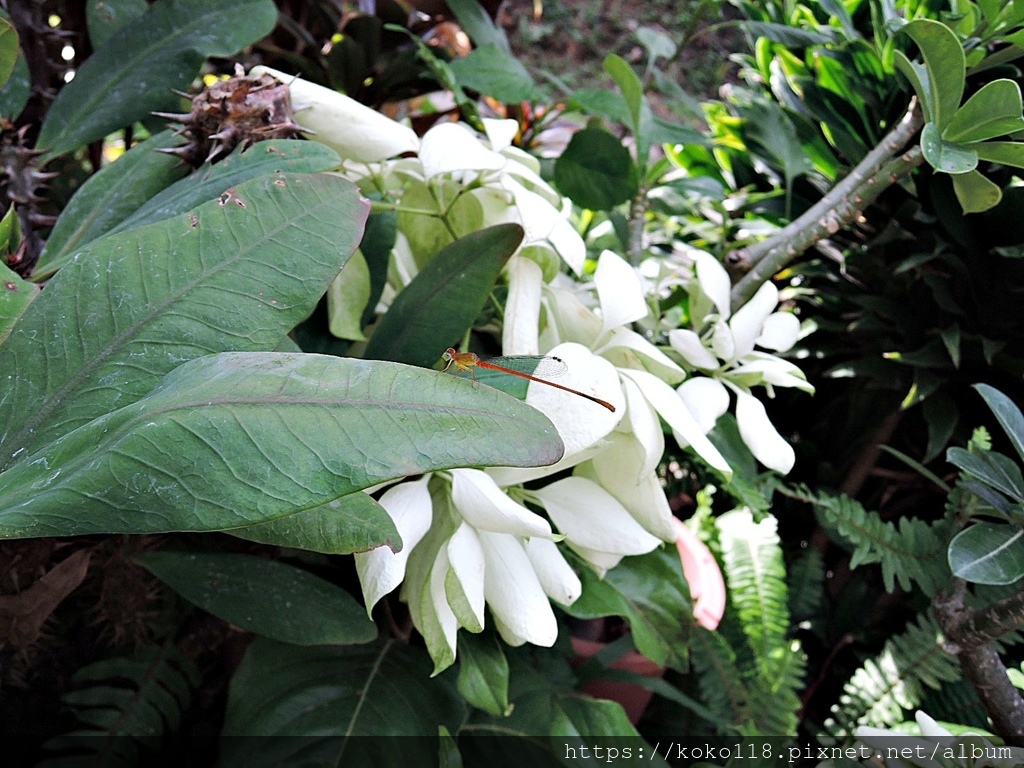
727 100 925 311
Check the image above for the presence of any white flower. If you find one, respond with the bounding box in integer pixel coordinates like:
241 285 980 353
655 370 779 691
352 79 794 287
250 66 419 162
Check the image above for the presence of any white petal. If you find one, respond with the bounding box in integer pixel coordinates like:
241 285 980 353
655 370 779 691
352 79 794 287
428 546 460 658
597 327 685 384
619 368 733 479
252 66 419 162
668 328 720 370
354 478 433 612
541 286 603 347
419 122 506 177
502 255 543 355
524 538 581 606
709 318 736 361
545 210 586 275
677 376 730 433
450 468 554 537
729 281 778 359
482 118 519 151
534 476 662 555
734 388 795 473
914 711 951 738
446 523 486 631
577 433 676 541
566 544 624 577
502 145 543 179
619 376 664 478
691 250 731 319
487 441 603 488
479 531 558 646
524 343 622 452
757 311 800 352
595 250 648 332
729 356 814 393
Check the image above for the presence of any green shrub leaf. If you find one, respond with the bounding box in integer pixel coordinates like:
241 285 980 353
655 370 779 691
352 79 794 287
948 522 1024 585
0 351 564 537
554 126 638 211
136 551 377 645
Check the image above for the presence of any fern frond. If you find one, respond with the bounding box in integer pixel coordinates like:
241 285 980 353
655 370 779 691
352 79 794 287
690 626 750 731
40 644 199 767
747 640 806 736
919 677 989 732
717 509 791 676
825 614 961 738
793 486 952 597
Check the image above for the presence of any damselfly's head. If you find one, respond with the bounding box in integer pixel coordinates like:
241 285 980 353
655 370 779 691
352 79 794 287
441 348 457 371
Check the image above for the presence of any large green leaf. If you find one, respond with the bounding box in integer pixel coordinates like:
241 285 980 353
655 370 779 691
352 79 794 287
554 126 639 211
976 141 1024 169
220 638 466 766
445 0 510 53
948 447 1024 502
921 122 978 174
952 169 1002 213
231 492 400 555
897 19 965 130
136 551 377 645
943 79 1024 144
34 130 190 279
976 383 1024 465
363 224 524 367
0 18 18 90
0 352 564 537
448 44 538 104
948 522 1024 585
564 547 690 671
456 632 510 717
0 261 37 346
87 0 149 49
0 172 368 466
109 140 343 236
36 0 278 157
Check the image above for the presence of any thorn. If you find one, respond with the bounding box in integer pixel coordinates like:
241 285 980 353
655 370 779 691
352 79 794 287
170 88 195 100
151 111 191 122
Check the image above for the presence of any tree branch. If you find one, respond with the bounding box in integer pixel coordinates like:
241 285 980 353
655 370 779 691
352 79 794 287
727 100 925 311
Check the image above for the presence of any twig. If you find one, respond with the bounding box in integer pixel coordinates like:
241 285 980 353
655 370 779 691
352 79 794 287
727 100 925 311
933 582 1024 745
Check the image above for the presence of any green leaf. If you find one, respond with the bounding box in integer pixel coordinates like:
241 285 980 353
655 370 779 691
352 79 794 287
976 141 1024 169
34 130 190 279
0 18 18 90
445 0 509 53
220 639 466 766
0 261 38 347
0 173 368 464
952 169 1002 213
567 88 631 125
363 223 524 367
976 383 1024 465
448 44 537 104
553 127 639 211
0 48 27 119
948 522 1024 585
948 447 1024 502
565 547 690 671
36 0 279 158
136 551 377 645
0 352 563 537
230 492 399 555
87 0 148 49
897 19 965 130
944 79 1024 143
0 203 21 254
456 632 510 717
603 55 644 137
327 251 370 341
109 140 343 237
359 209 397 329
921 122 978 173
741 21 838 47
635 26 676 62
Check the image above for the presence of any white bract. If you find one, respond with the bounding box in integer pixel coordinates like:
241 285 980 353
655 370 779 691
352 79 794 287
300 115 812 669
666 250 813 473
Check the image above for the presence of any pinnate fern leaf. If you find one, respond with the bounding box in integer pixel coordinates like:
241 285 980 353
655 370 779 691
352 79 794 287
794 486 952 596
41 644 199 766
826 614 961 738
